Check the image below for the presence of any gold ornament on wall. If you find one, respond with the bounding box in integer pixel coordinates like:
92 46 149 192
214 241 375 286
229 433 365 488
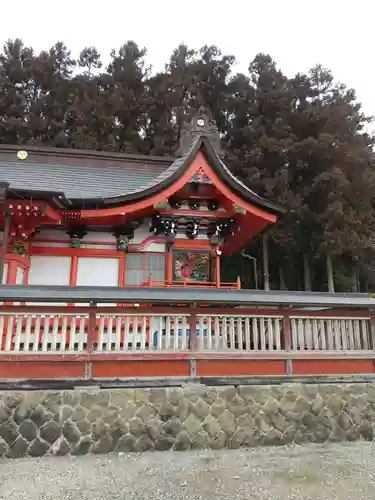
17 150 28 160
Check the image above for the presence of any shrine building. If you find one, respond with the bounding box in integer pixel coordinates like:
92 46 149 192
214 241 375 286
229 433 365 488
0 107 374 382
0 108 285 289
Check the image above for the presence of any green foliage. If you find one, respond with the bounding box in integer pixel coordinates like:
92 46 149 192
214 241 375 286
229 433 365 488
1 39 375 290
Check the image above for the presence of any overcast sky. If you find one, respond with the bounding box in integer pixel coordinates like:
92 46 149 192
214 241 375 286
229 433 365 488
2 0 373 120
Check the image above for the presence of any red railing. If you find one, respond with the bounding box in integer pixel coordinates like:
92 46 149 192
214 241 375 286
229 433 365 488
0 296 374 380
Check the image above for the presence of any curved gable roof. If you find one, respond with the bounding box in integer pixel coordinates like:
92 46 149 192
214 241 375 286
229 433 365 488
0 138 285 216
100 135 286 216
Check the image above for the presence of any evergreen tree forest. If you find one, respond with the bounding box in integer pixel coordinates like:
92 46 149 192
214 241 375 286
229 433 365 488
1 38 375 293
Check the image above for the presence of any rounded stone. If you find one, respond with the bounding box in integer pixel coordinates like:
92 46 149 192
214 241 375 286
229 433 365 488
30 406 53 427
261 428 282 446
163 417 182 438
209 430 226 450
182 413 201 436
71 406 87 422
87 406 105 423
76 419 92 436
42 392 62 412
193 399 210 420
103 408 119 425
184 386 205 404
0 437 9 457
292 397 311 414
119 404 137 421
217 410 236 436
92 434 113 454
228 396 247 417
146 418 163 441
110 390 134 408
174 430 191 451
202 415 221 438
360 420 374 441
52 436 71 456
9 436 28 458
14 403 30 424
0 420 19 445
116 434 136 453
190 430 209 449
63 421 81 443
159 402 178 421
81 391 110 409
136 404 157 423
175 400 189 422
62 391 81 407
326 395 345 416
92 420 107 440
129 417 145 437
155 433 176 451
218 386 237 401
40 420 61 444
203 388 219 405
19 419 37 442
5 393 25 409
168 388 183 405
0 405 11 424
72 436 92 456
55 405 74 424
210 398 227 418
262 397 280 415
228 428 246 449
28 437 50 457
134 435 154 452
134 389 150 404
148 389 167 409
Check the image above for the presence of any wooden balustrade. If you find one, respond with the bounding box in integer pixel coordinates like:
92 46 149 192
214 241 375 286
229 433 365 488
0 307 373 355
0 303 374 380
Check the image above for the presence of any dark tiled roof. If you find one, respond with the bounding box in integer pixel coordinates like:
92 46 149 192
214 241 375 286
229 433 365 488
0 139 286 215
0 146 172 201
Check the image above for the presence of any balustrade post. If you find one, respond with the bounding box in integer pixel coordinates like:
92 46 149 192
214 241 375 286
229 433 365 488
370 315 375 350
188 313 197 377
282 313 293 375
87 301 97 354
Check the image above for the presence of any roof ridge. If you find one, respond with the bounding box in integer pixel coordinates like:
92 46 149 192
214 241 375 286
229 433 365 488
0 144 175 164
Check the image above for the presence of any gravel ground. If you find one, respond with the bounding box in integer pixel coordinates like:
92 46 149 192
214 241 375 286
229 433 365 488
1 442 375 499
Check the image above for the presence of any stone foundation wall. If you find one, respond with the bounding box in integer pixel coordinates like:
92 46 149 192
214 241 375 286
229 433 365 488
1 382 375 458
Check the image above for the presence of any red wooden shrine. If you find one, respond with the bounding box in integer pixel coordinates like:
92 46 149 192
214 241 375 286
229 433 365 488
0 108 373 382
0 108 284 289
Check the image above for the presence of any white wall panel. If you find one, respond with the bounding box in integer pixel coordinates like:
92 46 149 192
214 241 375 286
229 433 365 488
27 256 71 305
2 263 8 284
77 258 119 286
34 229 70 241
81 232 116 243
16 267 24 285
28 256 71 285
132 221 151 244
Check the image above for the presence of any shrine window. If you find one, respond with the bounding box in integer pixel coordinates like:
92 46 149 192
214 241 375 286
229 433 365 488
125 253 165 285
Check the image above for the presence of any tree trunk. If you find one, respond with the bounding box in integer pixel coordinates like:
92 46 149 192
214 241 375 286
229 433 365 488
326 254 335 292
352 267 358 293
262 233 270 291
279 266 287 290
303 254 312 291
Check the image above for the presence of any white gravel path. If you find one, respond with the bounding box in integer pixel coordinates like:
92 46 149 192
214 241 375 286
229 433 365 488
1 442 375 499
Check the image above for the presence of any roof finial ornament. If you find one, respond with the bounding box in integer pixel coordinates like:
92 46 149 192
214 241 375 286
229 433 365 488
177 106 223 157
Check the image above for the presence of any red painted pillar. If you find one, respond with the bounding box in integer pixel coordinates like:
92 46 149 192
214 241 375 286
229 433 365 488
7 260 17 284
69 256 78 286
215 252 221 288
118 255 125 286
167 249 173 285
